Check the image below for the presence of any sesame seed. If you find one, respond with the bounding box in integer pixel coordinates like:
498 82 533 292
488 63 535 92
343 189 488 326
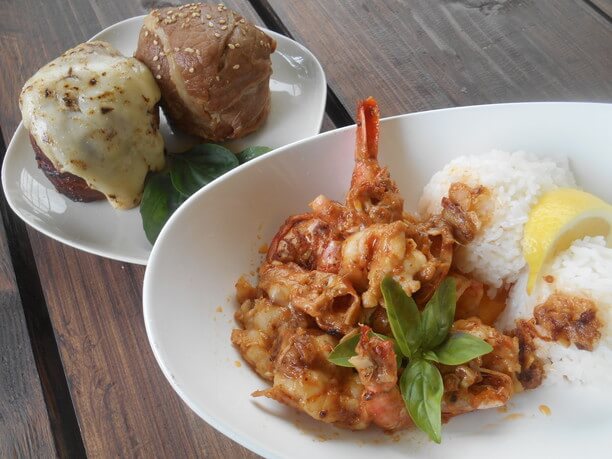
153 40 158 45
219 19 226 24
217 6 223 11
196 49 201 55
221 25 227 30
228 43 235 49
260 40 264 45
214 32 220 37
153 55 159 61
232 64 240 69
206 14 212 19
185 47 194 53
156 75 161 79
156 64 161 70
240 18 246 23
215 75 220 81
144 30 149 37
189 67 194 73
235 43 240 48
208 21 214 27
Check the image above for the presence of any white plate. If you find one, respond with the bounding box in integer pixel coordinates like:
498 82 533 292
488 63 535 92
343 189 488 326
144 102 612 459
1 16 326 264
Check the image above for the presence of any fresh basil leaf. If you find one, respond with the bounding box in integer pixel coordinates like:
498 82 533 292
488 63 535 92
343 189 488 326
170 143 238 196
236 146 272 164
327 334 360 367
422 350 439 362
420 277 457 351
400 358 443 444
428 332 493 366
327 331 402 368
381 276 421 359
140 172 186 244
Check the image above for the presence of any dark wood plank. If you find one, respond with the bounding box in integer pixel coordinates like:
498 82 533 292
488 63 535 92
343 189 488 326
0 0 271 456
265 0 612 117
588 0 612 19
0 136 56 457
27 241 257 457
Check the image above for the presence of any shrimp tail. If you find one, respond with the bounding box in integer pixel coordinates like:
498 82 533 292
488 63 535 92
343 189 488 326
355 96 380 162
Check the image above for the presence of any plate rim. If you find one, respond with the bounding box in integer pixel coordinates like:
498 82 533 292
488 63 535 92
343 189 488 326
143 100 612 459
1 15 327 265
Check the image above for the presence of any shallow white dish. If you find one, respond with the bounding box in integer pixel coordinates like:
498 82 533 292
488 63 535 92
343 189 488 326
144 102 612 459
1 15 326 264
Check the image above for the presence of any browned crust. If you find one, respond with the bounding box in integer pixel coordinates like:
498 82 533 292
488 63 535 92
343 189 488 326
134 3 276 141
30 134 105 202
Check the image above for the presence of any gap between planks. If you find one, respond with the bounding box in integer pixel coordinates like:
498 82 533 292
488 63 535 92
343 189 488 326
583 0 612 22
0 127 86 458
248 0 355 127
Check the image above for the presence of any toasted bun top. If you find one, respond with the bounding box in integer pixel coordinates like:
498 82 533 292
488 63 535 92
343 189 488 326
19 41 165 209
135 3 276 140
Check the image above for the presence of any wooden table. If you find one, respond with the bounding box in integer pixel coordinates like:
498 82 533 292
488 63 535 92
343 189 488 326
1 0 610 457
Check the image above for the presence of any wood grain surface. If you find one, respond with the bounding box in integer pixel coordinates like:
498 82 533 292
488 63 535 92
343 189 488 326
265 0 612 118
1 0 611 457
0 0 262 457
0 137 55 457
588 0 612 18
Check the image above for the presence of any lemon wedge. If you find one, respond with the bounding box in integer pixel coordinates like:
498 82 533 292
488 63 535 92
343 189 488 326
523 188 612 293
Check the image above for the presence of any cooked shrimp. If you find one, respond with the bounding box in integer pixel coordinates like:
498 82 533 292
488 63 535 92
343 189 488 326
351 325 412 430
441 318 520 417
256 328 369 429
258 261 361 335
266 213 343 273
310 98 404 237
340 221 427 308
346 97 404 225
406 215 456 306
440 183 489 245
231 297 314 381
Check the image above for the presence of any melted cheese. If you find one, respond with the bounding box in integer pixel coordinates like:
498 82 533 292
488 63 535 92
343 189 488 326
19 41 165 209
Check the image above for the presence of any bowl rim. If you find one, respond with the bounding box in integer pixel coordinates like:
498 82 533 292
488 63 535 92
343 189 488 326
143 100 612 459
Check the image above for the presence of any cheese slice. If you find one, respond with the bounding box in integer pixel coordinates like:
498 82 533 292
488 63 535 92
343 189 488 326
19 41 165 209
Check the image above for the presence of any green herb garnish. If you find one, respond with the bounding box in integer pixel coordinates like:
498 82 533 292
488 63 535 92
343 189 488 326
328 276 493 443
140 144 271 244
236 146 272 164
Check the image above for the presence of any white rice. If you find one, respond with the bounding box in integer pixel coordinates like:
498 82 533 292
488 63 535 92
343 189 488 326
418 150 575 289
500 236 612 386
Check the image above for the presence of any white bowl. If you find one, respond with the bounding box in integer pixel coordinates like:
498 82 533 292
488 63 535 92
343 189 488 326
144 102 612 459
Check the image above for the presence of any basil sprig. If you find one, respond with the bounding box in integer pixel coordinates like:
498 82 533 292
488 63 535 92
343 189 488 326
327 276 493 444
140 144 271 244
382 276 493 443
400 358 443 444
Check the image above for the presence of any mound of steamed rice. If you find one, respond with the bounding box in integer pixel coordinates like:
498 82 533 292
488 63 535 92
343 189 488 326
499 236 612 386
418 150 575 289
